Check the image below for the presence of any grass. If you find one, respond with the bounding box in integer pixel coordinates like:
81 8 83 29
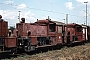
2 43 90 60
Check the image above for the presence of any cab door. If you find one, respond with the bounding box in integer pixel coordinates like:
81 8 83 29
56 25 63 44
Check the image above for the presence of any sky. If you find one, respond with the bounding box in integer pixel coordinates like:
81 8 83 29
0 0 90 27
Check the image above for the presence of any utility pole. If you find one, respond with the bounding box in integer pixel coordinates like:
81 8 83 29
84 2 88 26
84 1 88 40
18 11 21 22
66 14 68 24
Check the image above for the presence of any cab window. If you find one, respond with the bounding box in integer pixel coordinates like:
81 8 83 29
77 27 82 32
58 26 62 33
49 24 56 32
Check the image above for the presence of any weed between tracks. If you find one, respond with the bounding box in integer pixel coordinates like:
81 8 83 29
1 43 90 60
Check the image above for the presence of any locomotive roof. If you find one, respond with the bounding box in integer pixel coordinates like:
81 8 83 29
51 21 65 25
81 24 87 28
17 19 65 26
37 19 49 23
37 19 65 25
66 23 82 27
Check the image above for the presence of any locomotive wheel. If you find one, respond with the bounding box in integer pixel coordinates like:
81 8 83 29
11 47 17 54
24 46 31 52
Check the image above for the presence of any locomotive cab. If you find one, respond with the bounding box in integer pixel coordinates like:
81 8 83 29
47 20 65 45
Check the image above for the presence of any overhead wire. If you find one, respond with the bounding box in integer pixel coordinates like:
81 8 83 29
0 1 88 24
0 2 85 18
36 0 89 18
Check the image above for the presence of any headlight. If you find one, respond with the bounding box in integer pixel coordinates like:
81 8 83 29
20 43 22 45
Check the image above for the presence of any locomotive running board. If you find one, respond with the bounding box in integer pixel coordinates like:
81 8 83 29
35 45 56 48
72 41 81 43
0 50 11 53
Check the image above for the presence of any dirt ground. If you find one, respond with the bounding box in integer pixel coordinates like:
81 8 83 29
3 43 90 60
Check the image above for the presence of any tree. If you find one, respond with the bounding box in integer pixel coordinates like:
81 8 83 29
8 26 15 33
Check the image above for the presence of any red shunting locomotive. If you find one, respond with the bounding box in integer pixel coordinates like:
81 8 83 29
0 15 17 53
16 18 64 52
